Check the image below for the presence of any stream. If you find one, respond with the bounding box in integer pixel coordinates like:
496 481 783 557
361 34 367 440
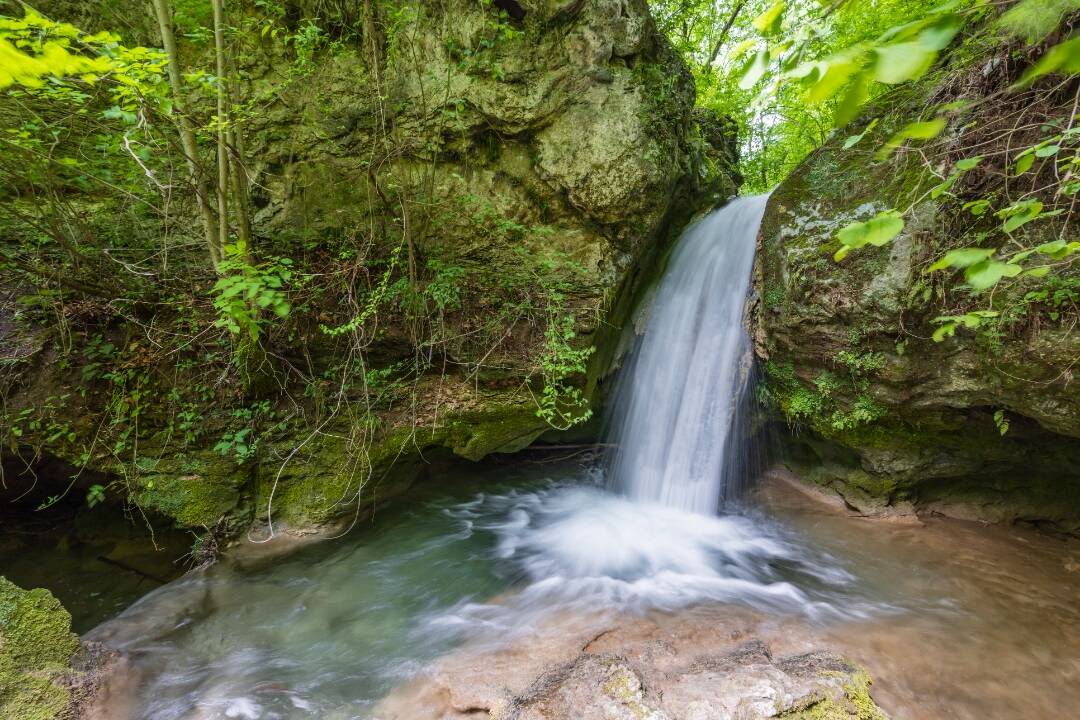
6 196 1078 719
45 459 1080 719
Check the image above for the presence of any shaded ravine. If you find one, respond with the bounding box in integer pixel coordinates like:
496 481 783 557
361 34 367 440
77 198 1080 719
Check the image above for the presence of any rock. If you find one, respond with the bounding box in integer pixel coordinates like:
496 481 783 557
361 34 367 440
1 0 737 533
376 609 887 720
0 577 81 720
754 38 1080 534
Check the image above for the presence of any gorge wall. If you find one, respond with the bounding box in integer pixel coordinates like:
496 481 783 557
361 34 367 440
755 16 1080 533
0 0 736 533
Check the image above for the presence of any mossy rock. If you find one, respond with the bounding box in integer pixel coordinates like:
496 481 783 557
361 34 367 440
252 393 550 529
780 668 887 720
135 451 250 528
0 577 80 720
755 18 1080 532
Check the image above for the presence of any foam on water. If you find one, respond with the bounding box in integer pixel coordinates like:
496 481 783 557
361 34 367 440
423 482 872 642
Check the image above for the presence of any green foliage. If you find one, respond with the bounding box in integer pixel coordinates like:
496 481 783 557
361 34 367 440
0 10 169 108
1015 34 1080 87
443 0 523 80
85 484 106 508
529 252 596 430
930 310 999 342
212 245 294 341
998 0 1080 43
834 210 904 261
834 350 885 376
536 312 595 431
213 401 272 463
993 409 1010 436
653 0 949 190
425 259 466 311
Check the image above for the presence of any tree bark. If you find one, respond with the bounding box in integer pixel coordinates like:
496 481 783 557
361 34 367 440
150 0 222 268
212 0 230 255
707 0 748 66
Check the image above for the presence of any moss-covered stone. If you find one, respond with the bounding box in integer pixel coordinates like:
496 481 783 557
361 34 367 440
251 384 552 529
755 17 1080 532
1 0 734 535
780 669 886 720
0 577 80 720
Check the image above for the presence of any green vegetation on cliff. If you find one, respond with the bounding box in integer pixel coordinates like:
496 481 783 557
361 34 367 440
0 0 736 532
742 0 1080 529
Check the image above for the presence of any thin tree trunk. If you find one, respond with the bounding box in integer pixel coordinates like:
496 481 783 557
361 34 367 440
212 0 230 254
226 68 253 257
150 0 221 268
707 0 748 66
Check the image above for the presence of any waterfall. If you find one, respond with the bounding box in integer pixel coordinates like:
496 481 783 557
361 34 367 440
607 194 769 514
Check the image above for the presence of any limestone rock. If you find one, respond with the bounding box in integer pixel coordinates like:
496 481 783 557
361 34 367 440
376 610 887 720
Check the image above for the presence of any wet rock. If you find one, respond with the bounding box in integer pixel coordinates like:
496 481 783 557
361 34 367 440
376 610 887 720
754 51 1080 532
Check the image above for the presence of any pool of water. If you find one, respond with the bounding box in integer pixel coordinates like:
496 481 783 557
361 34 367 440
63 459 1080 719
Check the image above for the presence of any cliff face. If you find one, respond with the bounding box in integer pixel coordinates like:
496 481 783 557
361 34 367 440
755 25 1080 532
1 0 735 531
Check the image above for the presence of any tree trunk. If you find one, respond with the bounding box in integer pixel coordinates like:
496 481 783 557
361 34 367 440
212 0 230 255
149 0 222 268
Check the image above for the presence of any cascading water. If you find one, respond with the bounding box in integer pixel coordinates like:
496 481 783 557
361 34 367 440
82 194 880 720
607 194 769 512
64 199 1067 720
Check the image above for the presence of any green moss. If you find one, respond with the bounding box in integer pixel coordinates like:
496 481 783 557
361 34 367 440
137 455 247 527
780 670 886 720
257 400 549 528
443 403 549 461
0 577 79 720
764 284 787 311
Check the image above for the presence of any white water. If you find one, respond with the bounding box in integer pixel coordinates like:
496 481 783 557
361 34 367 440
85 196 889 718
608 195 769 512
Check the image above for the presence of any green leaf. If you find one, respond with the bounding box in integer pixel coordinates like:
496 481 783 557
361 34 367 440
927 247 995 272
879 117 947 158
806 56 861 103
1036 239 1080 259
752 1 786 35
872 42 935 84
931 173 959 199
1015 36 1080 88
834 70 870 126
1001 200 1043 232
962 199 990 216
738 49 770 89
931 321 957 342
917 14 963 51
901 118 947 139
1015 152 1035 174
1022 266 1052 277
965 260 1022 290
834 210 904 261
842 118 878 148
1035 144 1060 157
954 156 983 171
